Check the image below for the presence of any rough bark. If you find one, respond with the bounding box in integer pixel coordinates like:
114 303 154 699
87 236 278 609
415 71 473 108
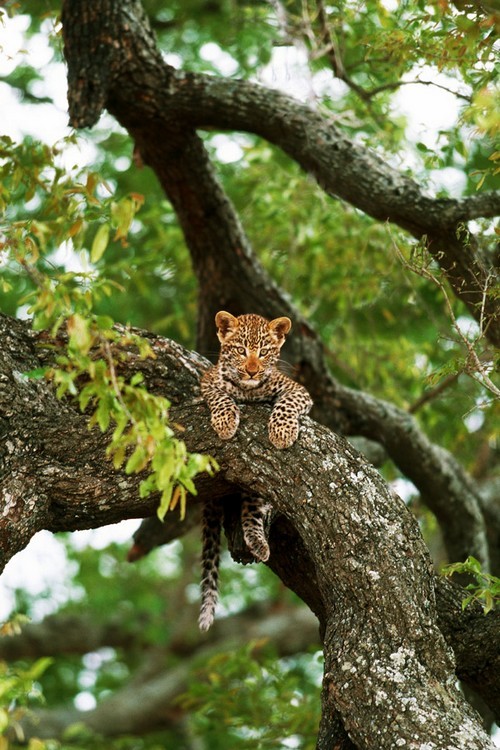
435 577 500 723
0 312 497 749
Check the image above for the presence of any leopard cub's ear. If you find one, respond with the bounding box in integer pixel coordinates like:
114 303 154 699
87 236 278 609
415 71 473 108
215 311 239 342
269 316 292 345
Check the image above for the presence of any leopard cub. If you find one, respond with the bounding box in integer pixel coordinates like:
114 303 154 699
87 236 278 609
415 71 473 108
201 311 312 449
198 312 312 631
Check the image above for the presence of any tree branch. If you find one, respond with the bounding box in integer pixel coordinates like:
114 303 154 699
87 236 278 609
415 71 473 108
0 604 319 662
435 577 500 720
0 614 146 659
101 121 492 570
58 0 497 574
0 312 497 747
61 0 500 346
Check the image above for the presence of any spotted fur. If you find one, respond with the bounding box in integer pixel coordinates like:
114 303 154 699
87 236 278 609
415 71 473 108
198 312 312 630
241 495 272 563
198 494 273 632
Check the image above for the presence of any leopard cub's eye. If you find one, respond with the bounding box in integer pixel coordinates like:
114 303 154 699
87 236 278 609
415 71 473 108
259 347 269 356
236 346 246 355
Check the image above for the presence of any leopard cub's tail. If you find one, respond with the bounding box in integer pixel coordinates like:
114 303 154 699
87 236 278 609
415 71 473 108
199 498 223 631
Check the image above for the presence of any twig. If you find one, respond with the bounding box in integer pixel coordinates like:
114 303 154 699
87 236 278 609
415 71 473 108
102 339 138 426
409 372 460 413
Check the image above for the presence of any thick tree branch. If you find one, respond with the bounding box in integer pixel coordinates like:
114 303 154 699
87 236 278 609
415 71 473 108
61 0 500 346
435 577 500 720
144 73 500 343
0 312 497 748
82 74 491 571
58 0 495 572
123 127 492 571
0 613 146 659
131 517 500 721
0 604 319 662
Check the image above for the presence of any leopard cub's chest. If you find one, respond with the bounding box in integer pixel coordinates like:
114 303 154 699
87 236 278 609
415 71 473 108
217 359 281 402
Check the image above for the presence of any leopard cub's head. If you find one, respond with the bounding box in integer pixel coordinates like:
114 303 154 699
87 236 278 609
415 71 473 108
215 311 291 387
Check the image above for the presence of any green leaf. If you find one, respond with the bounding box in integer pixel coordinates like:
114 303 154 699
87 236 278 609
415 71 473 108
125 445 148 474
67 313 93 354
25 367 48 379
95 314 114 330
27 656 53 681
0 707 9 733
96 399 111 433
130 372 144 386
111 197 135 240
90 223 110 263
157 483 175 521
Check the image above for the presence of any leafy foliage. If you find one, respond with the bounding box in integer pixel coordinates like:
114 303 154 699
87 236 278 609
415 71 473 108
0 135 218 523
1 537 320 750
0 617 52 749
181 644 321 749
443 556 500 613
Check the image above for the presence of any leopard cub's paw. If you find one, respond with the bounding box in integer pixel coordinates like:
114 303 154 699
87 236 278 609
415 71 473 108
268 418 298 449
212 410 240 440
245 535 270 563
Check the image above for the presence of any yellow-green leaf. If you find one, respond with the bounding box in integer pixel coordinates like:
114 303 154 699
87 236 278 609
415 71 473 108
91 223 110 263
67 313 93 354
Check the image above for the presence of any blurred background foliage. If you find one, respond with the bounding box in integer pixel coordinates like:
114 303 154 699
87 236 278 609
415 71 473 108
0 0 498 747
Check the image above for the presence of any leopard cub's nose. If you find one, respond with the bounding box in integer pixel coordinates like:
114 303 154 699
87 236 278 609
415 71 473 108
246 357 260 375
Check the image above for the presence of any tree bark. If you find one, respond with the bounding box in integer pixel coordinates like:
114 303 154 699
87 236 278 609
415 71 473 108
0 312 497 748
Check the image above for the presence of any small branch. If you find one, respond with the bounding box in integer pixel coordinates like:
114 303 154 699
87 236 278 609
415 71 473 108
449 191 500 221
311 3 471 106
314 0 374 105
365 77 471 102
409 372 460 414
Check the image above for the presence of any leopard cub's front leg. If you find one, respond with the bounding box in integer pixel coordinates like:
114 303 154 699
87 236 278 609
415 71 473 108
201 368 240 440
268 384 313 449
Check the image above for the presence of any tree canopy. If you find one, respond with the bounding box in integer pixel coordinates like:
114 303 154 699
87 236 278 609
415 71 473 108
0 1 499 749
